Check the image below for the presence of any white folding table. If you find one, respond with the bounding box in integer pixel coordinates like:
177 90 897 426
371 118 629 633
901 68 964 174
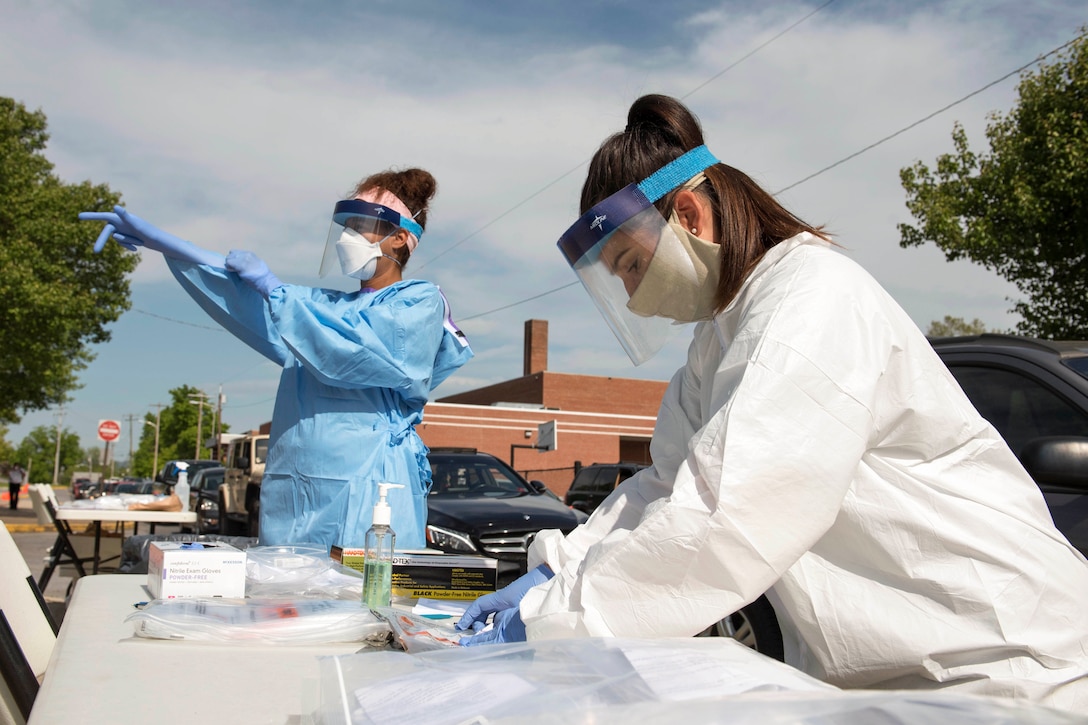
30 576 363 724
54 507 197 574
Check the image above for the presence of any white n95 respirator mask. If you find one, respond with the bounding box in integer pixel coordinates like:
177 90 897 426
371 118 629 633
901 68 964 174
334 227 386 280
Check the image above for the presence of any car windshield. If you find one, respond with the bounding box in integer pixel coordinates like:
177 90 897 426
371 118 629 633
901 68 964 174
1064 355 1088 381
428 456 533 499
194 470 224 489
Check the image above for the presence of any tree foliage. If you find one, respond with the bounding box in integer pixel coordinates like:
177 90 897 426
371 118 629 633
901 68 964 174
131 385 224 476
899 32 1088 338
15 425 84 484
0 98 136 424
927 315 991 337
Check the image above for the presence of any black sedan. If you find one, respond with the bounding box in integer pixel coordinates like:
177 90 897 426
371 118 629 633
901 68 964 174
426 449 586 587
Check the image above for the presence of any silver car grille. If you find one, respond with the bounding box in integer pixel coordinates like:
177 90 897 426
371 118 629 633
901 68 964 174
479 531 537 556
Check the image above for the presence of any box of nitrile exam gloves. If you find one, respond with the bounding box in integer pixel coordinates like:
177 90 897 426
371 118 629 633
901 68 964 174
330 547 498 600
147 541 247 599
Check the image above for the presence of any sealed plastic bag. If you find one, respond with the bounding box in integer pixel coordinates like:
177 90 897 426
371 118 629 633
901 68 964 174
126 598 390 646
315 637 1082 725
373 607 464 653
245 544 364 600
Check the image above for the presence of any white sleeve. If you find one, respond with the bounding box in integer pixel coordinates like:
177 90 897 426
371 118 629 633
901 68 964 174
526 330 709 576
522 253 882 640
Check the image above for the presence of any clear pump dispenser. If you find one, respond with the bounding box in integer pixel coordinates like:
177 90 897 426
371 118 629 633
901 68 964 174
363 483 404 610
174 462 190 513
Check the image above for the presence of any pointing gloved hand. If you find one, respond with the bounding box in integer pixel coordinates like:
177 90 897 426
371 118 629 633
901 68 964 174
458 606 526 647
226 250 284 299
78 206 225 267
455 563 552 640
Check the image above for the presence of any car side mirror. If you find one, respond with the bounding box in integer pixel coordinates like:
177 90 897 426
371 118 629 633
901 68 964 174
1020 436 1088 493
529 480 547 494
237 457 250 470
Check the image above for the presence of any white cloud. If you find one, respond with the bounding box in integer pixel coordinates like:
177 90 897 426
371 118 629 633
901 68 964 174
2 0 1081 447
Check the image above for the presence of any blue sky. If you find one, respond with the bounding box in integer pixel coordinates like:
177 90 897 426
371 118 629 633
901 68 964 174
2 0 1085 455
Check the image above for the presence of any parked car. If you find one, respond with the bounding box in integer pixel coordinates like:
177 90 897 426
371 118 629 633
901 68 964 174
156 459 222 492
112 477 156 494
179 466 226 534
931 334 1088 555
71 478 99 500
426 449 586 587
701 334 1088 661
564 462 649 514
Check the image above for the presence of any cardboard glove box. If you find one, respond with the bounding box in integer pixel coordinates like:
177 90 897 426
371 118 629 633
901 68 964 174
148 541 247 599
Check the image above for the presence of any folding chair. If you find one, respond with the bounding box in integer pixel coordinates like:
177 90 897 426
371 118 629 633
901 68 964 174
0 522 58 724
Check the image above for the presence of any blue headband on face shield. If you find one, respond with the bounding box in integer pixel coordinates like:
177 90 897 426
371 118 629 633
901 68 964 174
332 199 424 239
557 145 718 266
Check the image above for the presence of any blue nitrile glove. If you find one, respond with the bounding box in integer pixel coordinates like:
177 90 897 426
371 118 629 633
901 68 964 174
78 206 225 266
458 606 525 647
456 563 552 633
225 250 284 299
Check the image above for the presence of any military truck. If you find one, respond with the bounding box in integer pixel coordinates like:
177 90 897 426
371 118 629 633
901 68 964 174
218 432 269 536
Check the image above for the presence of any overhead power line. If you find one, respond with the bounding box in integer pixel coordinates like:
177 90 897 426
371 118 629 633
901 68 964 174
455 29 1087 321
415 2 834 274
775 31 1086 194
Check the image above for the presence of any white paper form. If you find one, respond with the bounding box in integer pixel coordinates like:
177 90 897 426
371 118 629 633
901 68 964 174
618 641 830 701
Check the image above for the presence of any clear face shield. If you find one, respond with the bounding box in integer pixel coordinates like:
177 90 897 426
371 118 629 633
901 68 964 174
319 199 424 279
556 146 720 365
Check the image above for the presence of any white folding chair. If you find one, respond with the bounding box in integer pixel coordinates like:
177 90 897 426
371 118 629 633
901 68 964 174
0 523 58 724
28 486 122 592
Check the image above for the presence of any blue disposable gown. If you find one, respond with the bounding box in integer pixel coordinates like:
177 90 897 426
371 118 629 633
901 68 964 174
167 259 473 549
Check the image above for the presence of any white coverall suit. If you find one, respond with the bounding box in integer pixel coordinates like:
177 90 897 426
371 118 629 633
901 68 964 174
522 233 1088 710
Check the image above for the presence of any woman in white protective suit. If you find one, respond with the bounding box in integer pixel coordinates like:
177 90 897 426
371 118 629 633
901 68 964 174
456 95 1088 712
81 168 472 549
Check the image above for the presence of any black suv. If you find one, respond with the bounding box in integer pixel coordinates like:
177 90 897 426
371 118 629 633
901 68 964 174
564 462 649 514
931 334 1088 555
426 449 586 587
156 459 223 492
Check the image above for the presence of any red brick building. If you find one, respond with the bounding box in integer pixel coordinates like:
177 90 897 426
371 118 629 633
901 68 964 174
418 320 668 497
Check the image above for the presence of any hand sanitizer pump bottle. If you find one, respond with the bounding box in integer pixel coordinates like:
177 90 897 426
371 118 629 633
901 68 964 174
175 462 190 513
363 483 404 610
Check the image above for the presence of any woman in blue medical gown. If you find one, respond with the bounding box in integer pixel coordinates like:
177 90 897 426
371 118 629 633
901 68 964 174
82 168 473 549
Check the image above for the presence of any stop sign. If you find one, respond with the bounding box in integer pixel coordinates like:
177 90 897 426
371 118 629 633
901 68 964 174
97 419 121 442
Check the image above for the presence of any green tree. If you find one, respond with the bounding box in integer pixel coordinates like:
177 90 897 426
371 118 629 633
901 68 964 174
0 98 136 424
0 425 14 465
927 315 991 337
899 32 1088 338
15 425 82 484
132 386 222 476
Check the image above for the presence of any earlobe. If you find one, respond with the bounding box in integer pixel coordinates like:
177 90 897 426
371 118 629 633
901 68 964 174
672 190 704 236
388 229 411 252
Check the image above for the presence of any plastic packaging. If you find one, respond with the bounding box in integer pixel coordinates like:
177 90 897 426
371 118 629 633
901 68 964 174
372 607 464 653
315 637 1083 725
174 462 190 513
125 597 392 646
245 544 364 600
363 483 403 610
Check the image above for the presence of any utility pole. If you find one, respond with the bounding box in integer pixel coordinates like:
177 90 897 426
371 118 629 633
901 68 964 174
147 404 165 478
125 413 138 473
189 391 211 459
216 385 225 462
52 406 65 486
